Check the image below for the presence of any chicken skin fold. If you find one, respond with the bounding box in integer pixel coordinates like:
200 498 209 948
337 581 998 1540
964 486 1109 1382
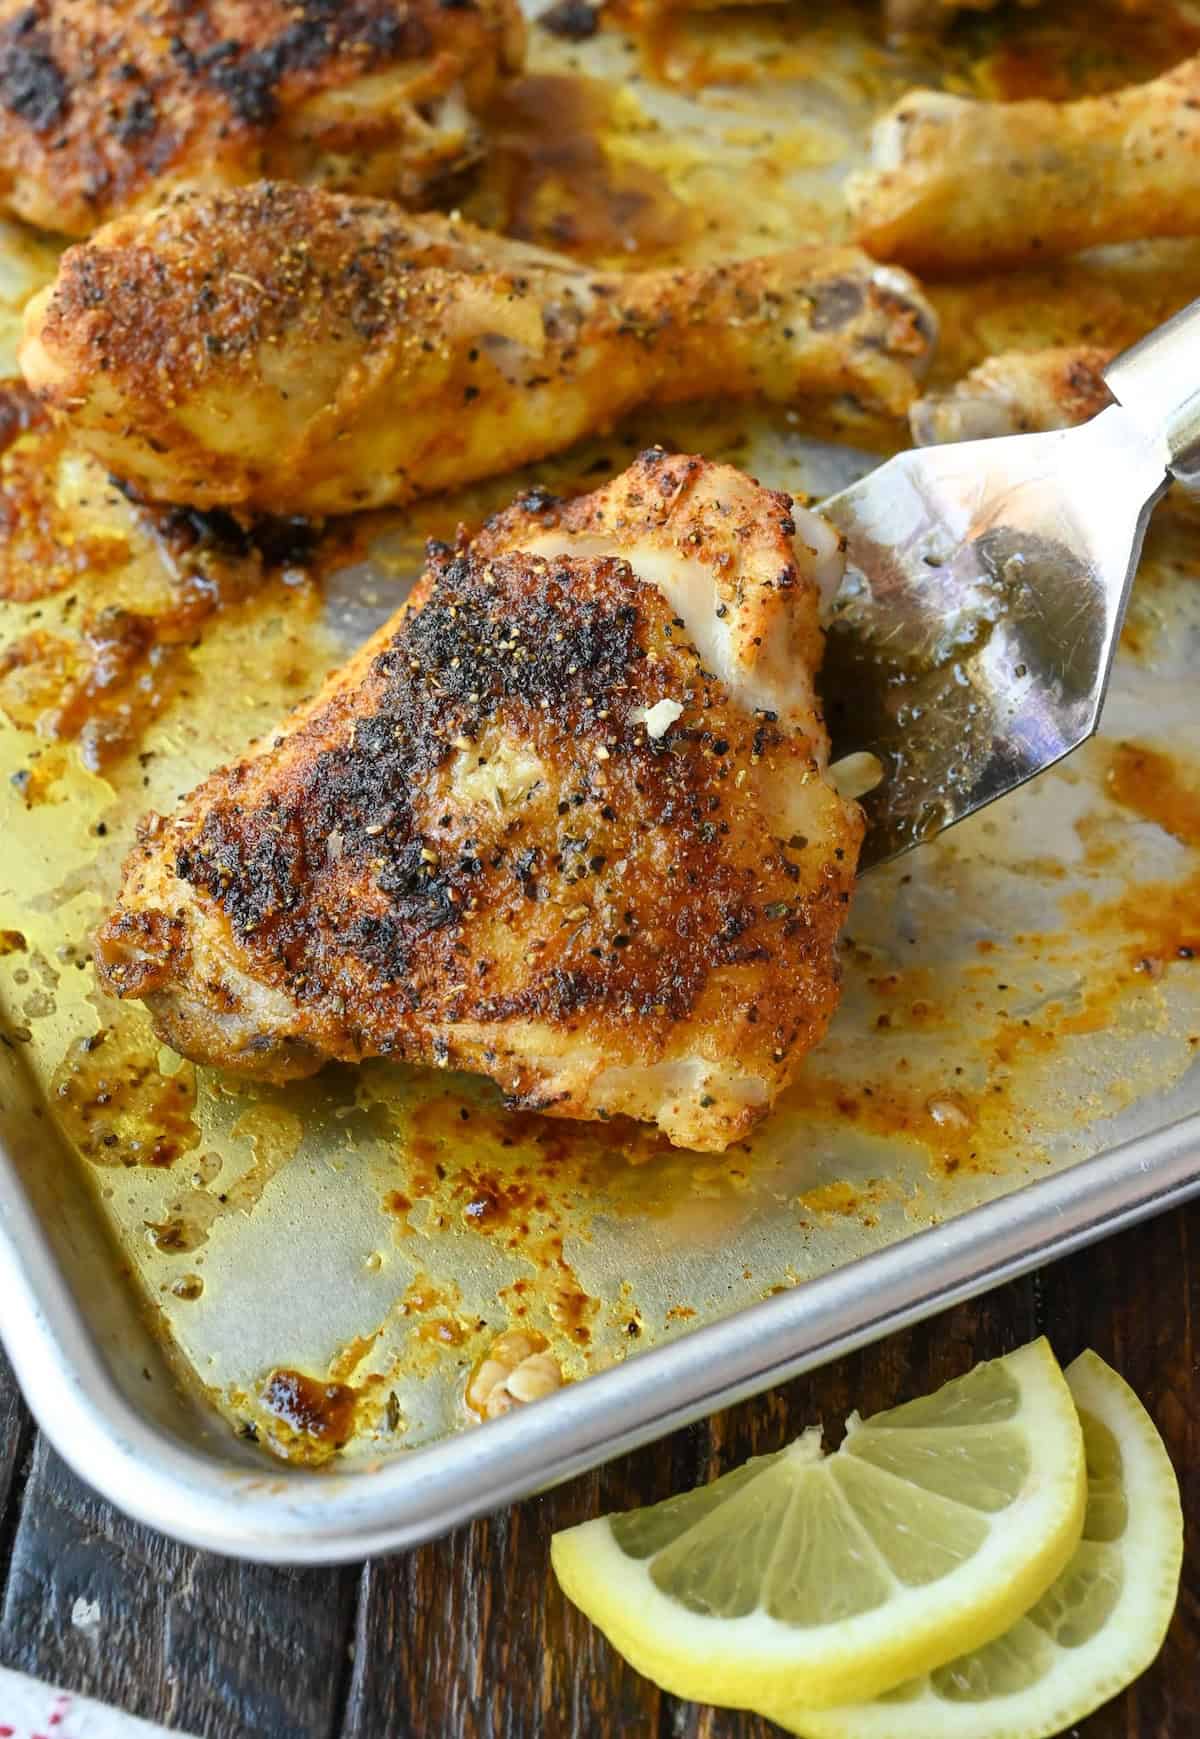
94 453 863 1152
20 182 937 517
850 57 1200 273
0 0 524 237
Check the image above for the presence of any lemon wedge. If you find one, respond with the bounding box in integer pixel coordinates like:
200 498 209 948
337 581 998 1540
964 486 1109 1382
767 1349 1182 1738
551 1338 1085 1710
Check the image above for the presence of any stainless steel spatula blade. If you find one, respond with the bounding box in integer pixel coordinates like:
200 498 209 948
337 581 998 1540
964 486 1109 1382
820 301 1200 870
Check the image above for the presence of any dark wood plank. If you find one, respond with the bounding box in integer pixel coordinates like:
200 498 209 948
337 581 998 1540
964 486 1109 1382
1031 1202 1200 1739
0 1346 33 1516
585 1205 1197 1739
341 1254 1051 1739
0 1434 359 1739
340 1426 703 1739
656 1269 1043 1739
0 1433 172 1722
158 1543 358 1738
0 1344 35 1595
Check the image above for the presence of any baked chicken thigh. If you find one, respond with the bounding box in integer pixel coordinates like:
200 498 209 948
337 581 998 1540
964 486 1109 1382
0 0 524 237
20 182 937 516
94 452 863 1152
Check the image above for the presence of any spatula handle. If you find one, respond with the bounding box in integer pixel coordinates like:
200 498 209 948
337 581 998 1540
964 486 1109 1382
1104 297 1200 486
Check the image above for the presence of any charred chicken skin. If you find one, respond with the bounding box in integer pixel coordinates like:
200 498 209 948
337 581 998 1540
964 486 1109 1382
94 453 862 1152
0 0 524 236
20 182 937 516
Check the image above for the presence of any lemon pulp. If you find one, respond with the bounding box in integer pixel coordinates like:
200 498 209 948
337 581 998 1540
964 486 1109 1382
552 1338 1086 1710
767 1349 1183 1738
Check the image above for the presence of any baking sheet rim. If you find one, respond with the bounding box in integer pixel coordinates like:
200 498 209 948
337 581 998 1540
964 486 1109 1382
1 1110 1198 1565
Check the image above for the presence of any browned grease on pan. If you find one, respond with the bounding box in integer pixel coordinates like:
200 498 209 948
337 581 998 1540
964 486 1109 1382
259 1368 359 1457
52 1027 199 1170
472 73 694 264
379 1091 641 1347
975 0 1200 101
0 388 122 605
1106 742 1200 850
0 426 364 779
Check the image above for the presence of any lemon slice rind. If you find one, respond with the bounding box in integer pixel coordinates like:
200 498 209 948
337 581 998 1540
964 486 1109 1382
766 1349 1183 1738
551 1338 1085 1710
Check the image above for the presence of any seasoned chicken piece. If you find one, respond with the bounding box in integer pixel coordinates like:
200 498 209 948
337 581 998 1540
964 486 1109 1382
0 0 524 237
850 59 1200 272
21 182 936 517
910 346 1114 444
94 452 862 1152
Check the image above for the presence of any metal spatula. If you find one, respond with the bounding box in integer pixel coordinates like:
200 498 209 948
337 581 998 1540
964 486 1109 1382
820 299 1200 870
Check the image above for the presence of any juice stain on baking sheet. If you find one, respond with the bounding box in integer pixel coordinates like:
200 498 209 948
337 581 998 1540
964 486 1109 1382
963 0 1200 100
52 1025 199 1170
468 18 884 265
468 73 696 262
0 392 359 785
1106 742 1200 849
2 0 1200 1466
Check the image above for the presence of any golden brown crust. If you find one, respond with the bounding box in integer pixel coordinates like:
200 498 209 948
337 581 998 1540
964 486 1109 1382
94 455 862 1151
851 58 1200 272
21 182 937 515
910 346 1114 445
0 0 524 235
475 448 834 732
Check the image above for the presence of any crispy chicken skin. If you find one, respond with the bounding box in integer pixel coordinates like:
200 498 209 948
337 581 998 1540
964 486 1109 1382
851 59 1200 272
94 453 863 1152
20 182 937 516
910 347 1114 445
0 0 524 236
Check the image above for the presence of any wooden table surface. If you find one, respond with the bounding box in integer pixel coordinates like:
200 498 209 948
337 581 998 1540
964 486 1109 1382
0 1200 1195 1739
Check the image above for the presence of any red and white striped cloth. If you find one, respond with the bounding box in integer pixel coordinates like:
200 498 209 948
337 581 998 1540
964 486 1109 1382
0 1669 193 1739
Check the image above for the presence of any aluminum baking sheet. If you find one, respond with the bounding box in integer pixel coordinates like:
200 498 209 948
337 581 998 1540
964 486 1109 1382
2 0 1200 1551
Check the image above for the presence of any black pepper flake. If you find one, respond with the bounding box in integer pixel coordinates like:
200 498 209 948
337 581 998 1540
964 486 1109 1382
538 0 599 36
516 484 560 514
116 89 157 143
